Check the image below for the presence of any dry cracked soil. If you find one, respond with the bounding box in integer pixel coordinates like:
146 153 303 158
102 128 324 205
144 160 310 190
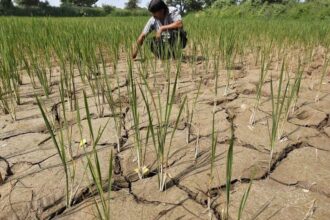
0 51 330 220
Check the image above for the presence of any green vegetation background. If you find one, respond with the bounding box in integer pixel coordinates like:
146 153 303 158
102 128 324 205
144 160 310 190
0 0 329 19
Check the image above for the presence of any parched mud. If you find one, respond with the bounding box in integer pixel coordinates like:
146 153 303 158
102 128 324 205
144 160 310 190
0 51 329 220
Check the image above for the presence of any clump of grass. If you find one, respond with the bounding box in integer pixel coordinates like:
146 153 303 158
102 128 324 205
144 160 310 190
127 58 148 179
139 62 186 191
221 30 236 96
249 46 272 126
0 83 16 120
268 60 289 172
287 58 304 114
185 79 202 144
30 48 52 98
37 96 74 208
82 91 113 219
208 60 220 218
103 63 124 153
0 42 21 120
315 56 329 102
237 179 253 220
37 88 92 209
225 121 235 219
208 102 218 218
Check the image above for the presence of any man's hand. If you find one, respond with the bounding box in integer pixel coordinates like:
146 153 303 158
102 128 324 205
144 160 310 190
156 27 163 39
132 49 138 60
132 33 146 60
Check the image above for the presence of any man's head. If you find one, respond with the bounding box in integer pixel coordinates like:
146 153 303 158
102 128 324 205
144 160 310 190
148 0 168 20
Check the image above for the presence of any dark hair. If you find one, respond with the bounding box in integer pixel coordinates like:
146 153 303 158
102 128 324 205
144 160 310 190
148 0 168 13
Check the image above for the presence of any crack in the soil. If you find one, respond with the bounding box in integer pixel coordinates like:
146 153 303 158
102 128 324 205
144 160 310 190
207 141 330 200
289 113 329 132
175 183 222 220
0 156 14 183
270 177 330 198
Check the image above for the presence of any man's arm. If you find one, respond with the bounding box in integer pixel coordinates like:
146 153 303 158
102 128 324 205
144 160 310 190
132 32 146 59
132 17 154 59
161 20 183 31
156 20 183 39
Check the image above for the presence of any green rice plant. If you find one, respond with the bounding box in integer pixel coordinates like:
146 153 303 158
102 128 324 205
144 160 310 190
277 58 304 141
21 53 37 89
208 60 220 217
0 81 15 118
188 43 198 80
315 56 329 102
139 62 187 191
185 79 202 144
102 55 124 153
292 76 303 113
221 30 237 96
0 40 21 120
237 180 253 220
86 48 106 117
88 48 106 117
37 97 72 207
249 44 272 126
127 59 147 179
199 38 210 75
82 91 113 220
26 37 53 98
287 58 304 115
36 80 86 208
268 60 290 172
2 39 21 104
53 39 78 112
0 61 16 119
66 45 78 112
208 99 218 218
225 121 235 219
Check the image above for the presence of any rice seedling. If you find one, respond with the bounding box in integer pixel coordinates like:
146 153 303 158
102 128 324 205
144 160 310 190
0 76 16 119
283 58 304 118
268 60 289 172
315 55 329 102
237 180 253 220
221 30 237 96
199 38 211 75
277 58 304 141
139 61 186 191
37 96 73 207
102 59 124 153
185 79 202 144
225 121 235 219
29 47 52 97
249 43 273 126
183 78 202 160
208 110 218 218
0 39 21 120
127 58 148 179
82 91 114 220
207 57 220 218
36 80 88 208
86 49 106 117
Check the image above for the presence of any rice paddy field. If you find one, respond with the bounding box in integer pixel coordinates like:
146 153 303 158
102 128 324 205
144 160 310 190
0 16 330 220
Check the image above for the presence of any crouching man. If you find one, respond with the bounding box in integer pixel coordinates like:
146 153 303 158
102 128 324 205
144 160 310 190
132 0 187 59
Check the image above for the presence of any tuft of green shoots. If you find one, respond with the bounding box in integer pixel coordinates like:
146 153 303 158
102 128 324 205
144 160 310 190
225 121 235 219
268 60 289 172
139 61 186 191
127 58 147 180
83 90 113 220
